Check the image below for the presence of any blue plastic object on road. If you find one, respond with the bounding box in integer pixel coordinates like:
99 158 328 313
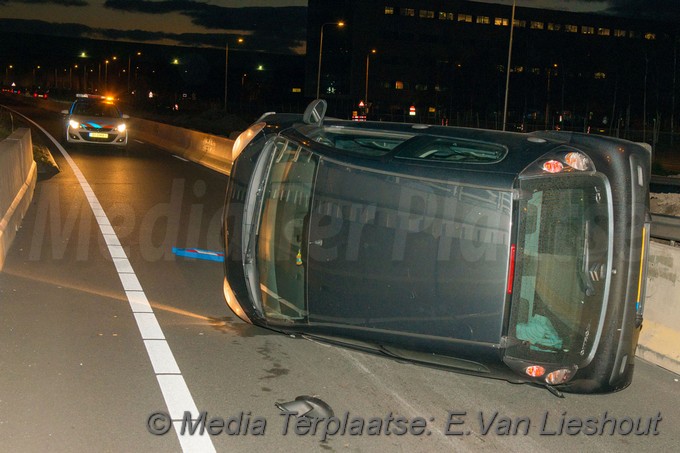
172 247 225 262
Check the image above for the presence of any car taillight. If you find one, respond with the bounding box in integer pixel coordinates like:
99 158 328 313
545 368 573 385
542 160 563 173
520 146 596 178
525 365 545 377
564 151 590 171
507 244 516 294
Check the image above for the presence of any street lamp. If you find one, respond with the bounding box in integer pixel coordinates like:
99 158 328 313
316 21 345 99
224 37 244 111
365 49 376 105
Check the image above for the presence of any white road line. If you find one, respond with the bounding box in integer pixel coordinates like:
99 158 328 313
10 108 216 453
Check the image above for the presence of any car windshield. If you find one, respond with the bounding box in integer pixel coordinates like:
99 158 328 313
73 102 120 118
506 175 610 365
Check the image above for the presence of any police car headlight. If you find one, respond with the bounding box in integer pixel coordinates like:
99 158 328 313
69 120 80 129
117 123 127 133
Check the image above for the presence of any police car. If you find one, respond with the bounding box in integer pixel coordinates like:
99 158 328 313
61 94 129 147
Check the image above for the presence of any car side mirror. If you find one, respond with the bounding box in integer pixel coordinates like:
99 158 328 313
122 114 130 119
61 109 69 115
302 99 327 126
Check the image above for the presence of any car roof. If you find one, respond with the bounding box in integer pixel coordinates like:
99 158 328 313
265 116 570 191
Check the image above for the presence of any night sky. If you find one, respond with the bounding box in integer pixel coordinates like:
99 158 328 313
0 0 678 55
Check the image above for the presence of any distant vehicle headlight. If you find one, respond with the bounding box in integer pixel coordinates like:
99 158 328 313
69 119 80 129
117 123 127 133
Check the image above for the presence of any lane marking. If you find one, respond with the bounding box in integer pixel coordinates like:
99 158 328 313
9 108 216 452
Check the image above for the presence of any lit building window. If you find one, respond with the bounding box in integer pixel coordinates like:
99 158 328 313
476 16 490 24
458 14 472 22
548 23 561 31
385 6 394 15
565 24 578 33
438 11 448 20
512 66 524 73
598 28 610 36
494 17 509 26
530 21 544 30
645 32 656 40
415 84 428 91
400 8 415 17
594 72 606 79
582 26 595 35
614 29 626 37
395 81 404 90
629 30 639 38
531 68 541 74
420 10 434 19
513 19 526 27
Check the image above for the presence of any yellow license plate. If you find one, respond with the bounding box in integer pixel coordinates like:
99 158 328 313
89 132 109 139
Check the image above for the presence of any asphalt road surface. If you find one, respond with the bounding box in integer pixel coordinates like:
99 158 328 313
1 99 679 452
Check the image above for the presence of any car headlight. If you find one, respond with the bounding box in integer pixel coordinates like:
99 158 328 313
69 119 80 129
117 123 127 133
231 122 266 160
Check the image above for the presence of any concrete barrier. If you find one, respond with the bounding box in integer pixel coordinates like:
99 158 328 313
637 241 680 375
128 117 235 175
0 128 37 271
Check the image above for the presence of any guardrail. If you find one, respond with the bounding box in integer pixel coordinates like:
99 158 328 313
638 241 680 375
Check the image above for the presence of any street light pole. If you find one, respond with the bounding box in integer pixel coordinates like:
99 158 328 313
365 49 376 105
502 0 516 131
225 38 244 111
316 21 345 99
128 52 140 93
545 64 557 130
224 42 229 110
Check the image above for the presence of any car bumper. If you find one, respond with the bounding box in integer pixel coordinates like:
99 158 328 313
67 128 128 146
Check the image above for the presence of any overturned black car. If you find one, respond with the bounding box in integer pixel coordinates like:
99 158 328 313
222 100 651 395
